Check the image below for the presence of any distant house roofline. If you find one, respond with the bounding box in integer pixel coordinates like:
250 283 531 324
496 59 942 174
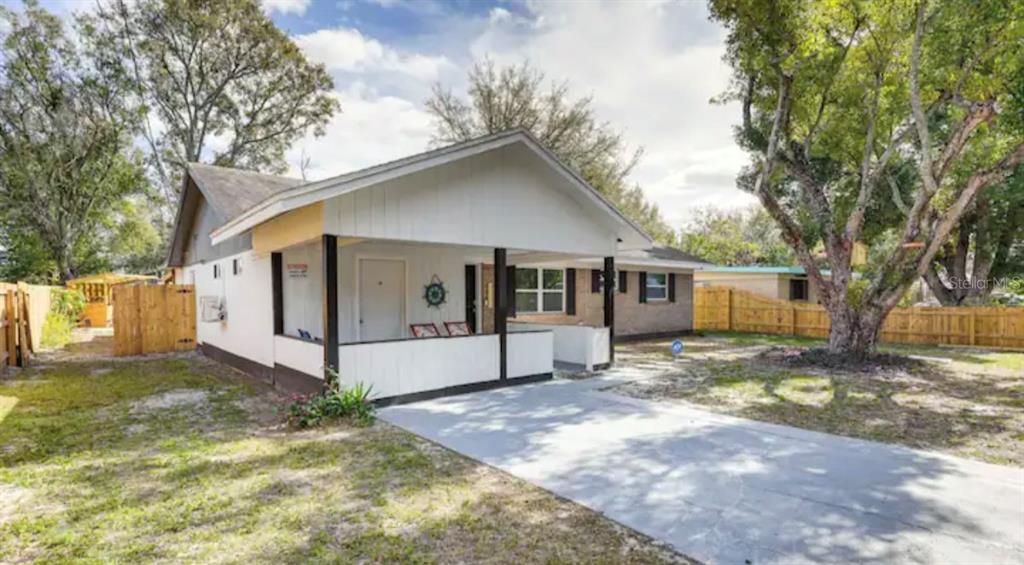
702 266 832 277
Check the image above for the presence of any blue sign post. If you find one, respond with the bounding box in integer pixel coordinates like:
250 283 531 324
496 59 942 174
671 339 684 358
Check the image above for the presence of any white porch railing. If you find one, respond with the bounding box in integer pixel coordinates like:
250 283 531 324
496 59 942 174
510 322 609 370
507 330 554 378
337 334 501 399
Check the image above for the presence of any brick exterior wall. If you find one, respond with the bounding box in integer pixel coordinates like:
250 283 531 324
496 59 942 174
480 266 693 337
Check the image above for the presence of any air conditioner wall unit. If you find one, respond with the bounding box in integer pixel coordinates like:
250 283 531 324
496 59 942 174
200 296 226 322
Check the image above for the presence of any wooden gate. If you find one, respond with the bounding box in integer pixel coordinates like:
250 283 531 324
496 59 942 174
113 284 196 356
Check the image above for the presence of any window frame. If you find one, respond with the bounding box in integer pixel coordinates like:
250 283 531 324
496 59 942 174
232 258 241 276
645 272 668 302
515 267 565 314
789 278 809 301
213 264 221 279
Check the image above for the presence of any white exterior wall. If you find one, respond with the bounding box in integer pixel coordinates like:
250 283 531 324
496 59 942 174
507 331 554 377
322 144 619 257
186 249 275 368
274 335 323 377
337 334 500 399
510 322 609 370
281 241 324 339
337 241 470 342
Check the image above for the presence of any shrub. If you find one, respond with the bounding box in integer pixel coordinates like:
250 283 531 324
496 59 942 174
40 288 87 349
51 288 86 319
284 380 375 428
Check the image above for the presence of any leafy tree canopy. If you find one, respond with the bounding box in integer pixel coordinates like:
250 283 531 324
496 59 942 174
710 0 1024 353
0 1 150 283
679 205 795 266
81 0 340 217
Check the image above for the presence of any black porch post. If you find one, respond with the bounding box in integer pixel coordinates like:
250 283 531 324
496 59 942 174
322 234 339 388
271 252 284 335
494 248 508 380
603 256 615 364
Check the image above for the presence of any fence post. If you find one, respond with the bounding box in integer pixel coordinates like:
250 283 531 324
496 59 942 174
4 292 14 369
968 310 976 346
726 288 733 331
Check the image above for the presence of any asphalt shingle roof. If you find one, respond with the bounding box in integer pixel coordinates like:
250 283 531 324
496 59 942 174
187 163 304 224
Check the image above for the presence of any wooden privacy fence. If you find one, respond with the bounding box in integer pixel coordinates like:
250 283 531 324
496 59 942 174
113 284 196 356
0 282 55 373
695 286 1024 349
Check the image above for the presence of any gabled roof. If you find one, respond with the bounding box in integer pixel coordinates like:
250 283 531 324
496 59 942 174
207 129 653 249
165 164 304 267
188 163 305 223
622 245 710 265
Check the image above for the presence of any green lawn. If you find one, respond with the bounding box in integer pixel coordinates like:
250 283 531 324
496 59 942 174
1 355 689 564
615 333 1024 467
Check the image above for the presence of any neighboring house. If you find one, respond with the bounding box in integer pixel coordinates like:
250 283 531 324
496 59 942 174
487 246 709 369
695 266 832 303
166 129 663 404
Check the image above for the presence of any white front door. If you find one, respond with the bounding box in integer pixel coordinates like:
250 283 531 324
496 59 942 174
359 259 405 341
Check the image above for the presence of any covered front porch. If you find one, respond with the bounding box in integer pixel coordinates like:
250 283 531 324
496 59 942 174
206 131 650 403
267 236 617 403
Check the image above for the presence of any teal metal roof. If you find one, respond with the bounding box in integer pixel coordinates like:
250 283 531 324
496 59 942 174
705 266 832 276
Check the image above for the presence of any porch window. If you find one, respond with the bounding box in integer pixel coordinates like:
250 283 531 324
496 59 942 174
645 272 668 301
515 268 564 313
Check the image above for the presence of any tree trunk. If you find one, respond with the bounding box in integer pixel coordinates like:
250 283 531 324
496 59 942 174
826 304 883 357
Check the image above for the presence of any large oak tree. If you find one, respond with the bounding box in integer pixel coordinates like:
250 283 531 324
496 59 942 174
710 0 1024 354
0 2 149 282
81 0 340 217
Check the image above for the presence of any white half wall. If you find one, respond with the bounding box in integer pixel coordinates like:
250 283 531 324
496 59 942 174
507 331 554 378
510 322 610 370
186 250 275 368
274 335 324 378
337 335 500 399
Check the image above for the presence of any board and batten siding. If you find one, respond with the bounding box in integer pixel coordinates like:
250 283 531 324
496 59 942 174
338 241 469 343
281 241 324 339
183 196 253 265
322 143 619 257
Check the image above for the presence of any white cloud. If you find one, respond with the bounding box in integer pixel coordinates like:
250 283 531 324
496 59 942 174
285 83 435 181
295 27 452 82
469 0 753 226
282 1 753 228
261 0 310 16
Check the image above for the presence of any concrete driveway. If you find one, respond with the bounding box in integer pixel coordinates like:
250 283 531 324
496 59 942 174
381 373 1024 564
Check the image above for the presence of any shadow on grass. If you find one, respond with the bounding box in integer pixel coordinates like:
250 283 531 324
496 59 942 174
1 356 686 564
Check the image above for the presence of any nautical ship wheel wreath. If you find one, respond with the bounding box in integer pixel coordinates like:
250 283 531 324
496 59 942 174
423 274 448 308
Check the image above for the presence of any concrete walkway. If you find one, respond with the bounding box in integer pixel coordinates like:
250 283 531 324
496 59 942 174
381 373 1024 564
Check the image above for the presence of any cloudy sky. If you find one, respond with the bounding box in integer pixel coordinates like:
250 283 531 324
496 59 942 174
264 0 761 229
27 0 759 228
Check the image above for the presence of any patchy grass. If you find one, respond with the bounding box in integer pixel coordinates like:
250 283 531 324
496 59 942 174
0 355 689 564
614 333 1024 467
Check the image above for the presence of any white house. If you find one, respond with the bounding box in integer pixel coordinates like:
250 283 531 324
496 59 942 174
167 129 688 404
